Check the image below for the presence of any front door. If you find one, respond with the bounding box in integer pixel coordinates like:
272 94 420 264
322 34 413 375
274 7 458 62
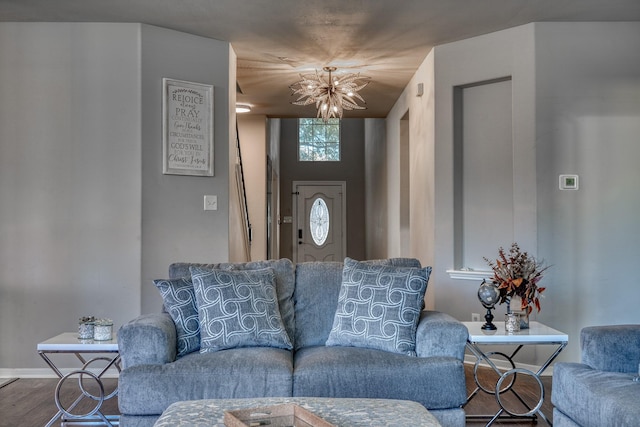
293 181 346 263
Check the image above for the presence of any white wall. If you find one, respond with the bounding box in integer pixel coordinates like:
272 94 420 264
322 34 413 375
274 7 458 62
432 25 537 343
0 23 141 371
236 115 268 261
382 50 437 308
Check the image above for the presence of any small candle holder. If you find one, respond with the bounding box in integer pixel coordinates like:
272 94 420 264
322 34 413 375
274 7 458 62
93 318 113 341
78 316 96 340
505 312 521 334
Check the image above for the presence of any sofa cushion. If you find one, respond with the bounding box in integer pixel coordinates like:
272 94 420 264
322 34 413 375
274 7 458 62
190 266 292 352
118 347 293 416
326 258 430 356
170 259 296 348
293 258 422 351
293 346 466 410
293 261 343 350
580 324 640 373
551 362 640 427
153 277 200 357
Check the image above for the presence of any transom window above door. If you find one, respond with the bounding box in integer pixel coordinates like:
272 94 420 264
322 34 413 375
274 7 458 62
298 118 340 161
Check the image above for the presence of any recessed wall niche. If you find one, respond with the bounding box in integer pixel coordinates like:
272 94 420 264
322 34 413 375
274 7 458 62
453 77 514 271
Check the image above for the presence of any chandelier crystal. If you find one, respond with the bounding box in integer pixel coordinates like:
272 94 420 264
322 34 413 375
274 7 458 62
290 66 371 122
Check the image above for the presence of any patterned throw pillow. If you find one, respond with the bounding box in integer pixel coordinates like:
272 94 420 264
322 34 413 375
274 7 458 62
190 266 293 352
153 277 200 357
326 257 431 356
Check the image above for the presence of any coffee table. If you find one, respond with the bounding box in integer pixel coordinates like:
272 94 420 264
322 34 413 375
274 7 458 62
37 332 120 426
153 397 442 426
462 321 568 426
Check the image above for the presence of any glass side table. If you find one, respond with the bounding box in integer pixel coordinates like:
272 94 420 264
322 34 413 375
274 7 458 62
463 321 568 426
37 332 120 426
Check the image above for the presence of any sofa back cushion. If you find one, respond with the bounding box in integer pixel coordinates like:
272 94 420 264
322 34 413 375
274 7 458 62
293 258 421 350
169 259 296 347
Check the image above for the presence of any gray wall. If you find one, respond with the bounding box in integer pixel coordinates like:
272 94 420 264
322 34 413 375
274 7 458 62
534 22 640 360
279 118 365 261
430 22 640 363
140 25 231 314
0 23 142 370
364 119 388 259
0 23 232 371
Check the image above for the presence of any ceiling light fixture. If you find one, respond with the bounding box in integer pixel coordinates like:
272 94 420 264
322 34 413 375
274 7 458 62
290 66 371 122
236 103 252 113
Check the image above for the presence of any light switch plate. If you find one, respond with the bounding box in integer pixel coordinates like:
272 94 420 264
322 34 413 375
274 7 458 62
559 175 579 190
204 195 218 210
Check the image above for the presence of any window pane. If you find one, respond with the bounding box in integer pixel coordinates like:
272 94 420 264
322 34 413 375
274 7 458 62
310 198 330 246
298 118 340 161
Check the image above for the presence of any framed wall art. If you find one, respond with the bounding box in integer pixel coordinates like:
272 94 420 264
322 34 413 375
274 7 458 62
162 78 214 176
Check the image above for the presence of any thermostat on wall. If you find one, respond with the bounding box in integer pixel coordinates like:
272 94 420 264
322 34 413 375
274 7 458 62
559 174 579 190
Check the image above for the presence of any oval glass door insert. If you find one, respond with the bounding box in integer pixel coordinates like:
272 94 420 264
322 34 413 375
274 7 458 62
310 197 330 246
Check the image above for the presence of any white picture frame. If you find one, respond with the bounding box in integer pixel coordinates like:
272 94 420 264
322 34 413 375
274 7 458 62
162 78 214 176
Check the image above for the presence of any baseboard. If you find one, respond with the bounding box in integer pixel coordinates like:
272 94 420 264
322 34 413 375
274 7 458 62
0 368 119 379
464 355 554 376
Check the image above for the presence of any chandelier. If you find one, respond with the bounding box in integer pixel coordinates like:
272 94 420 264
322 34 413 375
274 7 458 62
290 66 371 122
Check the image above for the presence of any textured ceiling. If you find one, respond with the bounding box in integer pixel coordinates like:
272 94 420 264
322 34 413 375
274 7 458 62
3 0 640 118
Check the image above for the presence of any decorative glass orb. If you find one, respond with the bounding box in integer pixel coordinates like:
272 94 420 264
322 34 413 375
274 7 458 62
478 280 500 309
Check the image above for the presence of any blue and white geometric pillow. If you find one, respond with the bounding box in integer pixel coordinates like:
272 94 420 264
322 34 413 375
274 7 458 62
153 277 200 357
326 257 431 356
190 266 293 353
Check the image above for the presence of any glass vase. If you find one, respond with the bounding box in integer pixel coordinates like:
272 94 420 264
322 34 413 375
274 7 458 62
516 310 530 329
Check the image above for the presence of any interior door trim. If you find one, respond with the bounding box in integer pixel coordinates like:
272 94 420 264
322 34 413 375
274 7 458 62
292 180 347 263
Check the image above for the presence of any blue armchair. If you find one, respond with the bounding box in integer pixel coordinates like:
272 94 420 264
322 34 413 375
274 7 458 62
552 325 640 427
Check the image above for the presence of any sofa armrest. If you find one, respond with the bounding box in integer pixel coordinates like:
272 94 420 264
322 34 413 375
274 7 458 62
581 324 640 373
117 313 177 369
415 310 468 360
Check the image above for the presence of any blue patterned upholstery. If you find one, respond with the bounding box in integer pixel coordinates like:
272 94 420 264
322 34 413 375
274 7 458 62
326 257 431 356
170 259 296 348
190 266 293 352
118 258 468 427
153 277 200 357
552 325 640 427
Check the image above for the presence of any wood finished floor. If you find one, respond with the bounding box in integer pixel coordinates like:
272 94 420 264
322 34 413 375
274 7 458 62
0 365 553 427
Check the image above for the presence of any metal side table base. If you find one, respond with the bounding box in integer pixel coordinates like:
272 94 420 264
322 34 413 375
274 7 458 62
37 333 120 427
463 321 568 427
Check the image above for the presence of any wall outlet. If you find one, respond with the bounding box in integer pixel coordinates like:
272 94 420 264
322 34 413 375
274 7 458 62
471 313 481 322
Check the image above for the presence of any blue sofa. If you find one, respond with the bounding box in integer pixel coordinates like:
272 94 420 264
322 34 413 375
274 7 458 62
117 259 468 427
552 325 640 427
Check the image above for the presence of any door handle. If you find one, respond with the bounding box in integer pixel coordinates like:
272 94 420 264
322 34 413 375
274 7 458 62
298 229 303 239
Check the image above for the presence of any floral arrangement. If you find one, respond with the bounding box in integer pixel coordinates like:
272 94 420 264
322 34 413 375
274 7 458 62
484 243 549 314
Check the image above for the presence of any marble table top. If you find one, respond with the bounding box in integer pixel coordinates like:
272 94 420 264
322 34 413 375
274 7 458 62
153 397 441 427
